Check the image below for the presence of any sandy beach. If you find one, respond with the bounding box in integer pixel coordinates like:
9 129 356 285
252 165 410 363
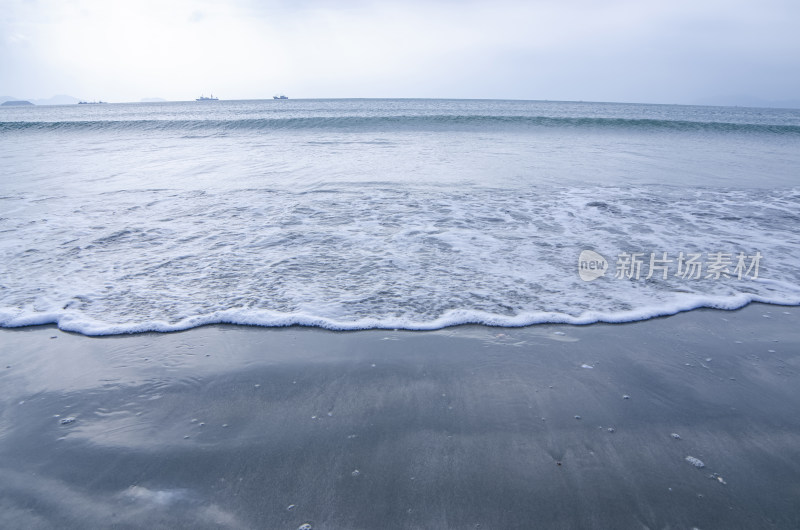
4 2 800 529
1 303 798 529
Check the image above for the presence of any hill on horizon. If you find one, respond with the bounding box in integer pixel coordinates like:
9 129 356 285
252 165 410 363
0 94 80 105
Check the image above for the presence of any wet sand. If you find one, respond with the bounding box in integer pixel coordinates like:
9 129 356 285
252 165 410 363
0 303 799 529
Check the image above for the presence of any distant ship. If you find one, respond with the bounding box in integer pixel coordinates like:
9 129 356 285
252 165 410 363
273 95 288 100
78 101 106 104
196 94 219 101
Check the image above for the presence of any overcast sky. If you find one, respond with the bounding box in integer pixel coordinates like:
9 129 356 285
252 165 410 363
2 0 799 105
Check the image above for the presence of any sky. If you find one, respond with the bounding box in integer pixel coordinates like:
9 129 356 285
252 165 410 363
2 0 800 105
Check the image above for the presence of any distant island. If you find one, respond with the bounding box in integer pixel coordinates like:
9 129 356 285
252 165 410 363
0 95 80 106
1 100 33 106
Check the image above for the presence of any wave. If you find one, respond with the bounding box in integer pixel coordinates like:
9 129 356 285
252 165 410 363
3 115 800 135
1 184 799 336
1 293 799 336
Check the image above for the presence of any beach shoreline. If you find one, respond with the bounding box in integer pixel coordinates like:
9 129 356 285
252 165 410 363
1 302 798 529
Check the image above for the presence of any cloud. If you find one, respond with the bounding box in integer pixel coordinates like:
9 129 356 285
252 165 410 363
0 0 798 103
188 9 205 23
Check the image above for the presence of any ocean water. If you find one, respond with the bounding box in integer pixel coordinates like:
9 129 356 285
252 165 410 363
1 98 799 335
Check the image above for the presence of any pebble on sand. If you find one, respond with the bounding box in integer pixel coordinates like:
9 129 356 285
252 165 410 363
685 456 705 468
710 473 727 485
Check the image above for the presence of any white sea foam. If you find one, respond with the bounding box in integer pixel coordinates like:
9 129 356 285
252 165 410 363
0 184 798 336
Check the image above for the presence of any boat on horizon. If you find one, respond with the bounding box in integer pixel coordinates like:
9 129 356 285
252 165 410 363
273 95 288 100
78 101 106 104
196 94 219 101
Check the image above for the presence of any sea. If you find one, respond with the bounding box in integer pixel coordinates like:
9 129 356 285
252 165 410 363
1 98 799 335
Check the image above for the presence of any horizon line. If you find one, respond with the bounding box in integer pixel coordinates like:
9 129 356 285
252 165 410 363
3 95 800 111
